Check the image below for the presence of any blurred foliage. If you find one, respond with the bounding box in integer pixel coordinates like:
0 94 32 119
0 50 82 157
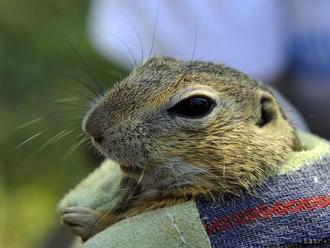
0 0 125 247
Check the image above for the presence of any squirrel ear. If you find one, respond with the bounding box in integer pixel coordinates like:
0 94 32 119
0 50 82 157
256 92 278 127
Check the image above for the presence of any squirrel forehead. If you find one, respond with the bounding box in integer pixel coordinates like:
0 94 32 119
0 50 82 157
110 57 260 98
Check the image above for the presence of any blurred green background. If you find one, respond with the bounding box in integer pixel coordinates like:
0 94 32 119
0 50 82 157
0 1 125 247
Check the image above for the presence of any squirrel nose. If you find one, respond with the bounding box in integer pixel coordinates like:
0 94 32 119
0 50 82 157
82 112 104 145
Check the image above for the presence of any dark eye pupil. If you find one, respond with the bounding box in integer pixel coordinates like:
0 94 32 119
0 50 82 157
168 95 215 118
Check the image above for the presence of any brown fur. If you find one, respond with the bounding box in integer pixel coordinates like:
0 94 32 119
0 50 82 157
65 57 301 240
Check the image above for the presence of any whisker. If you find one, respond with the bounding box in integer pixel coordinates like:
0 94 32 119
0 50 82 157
172 15 198 87
53 97 79 103
113 170 145 223
35 115 81 129
15 117 43 131
190 15 197 62
54 22 106 95
170 163 178 180
71 90 96 103
39 114 84 128
63 34 105 96
112 49 135 71
120 8 144 63
63 135 89 159
54 102 89 110
107 68 125 81
32 129 70 155
43 109 85 117
52 129 75 144
41 66 100 97
148 0 160 59
53 118 82 126
55 86 97 103
136 169 145 185
114 186 136 193
16 131 43 149
104 32 138 66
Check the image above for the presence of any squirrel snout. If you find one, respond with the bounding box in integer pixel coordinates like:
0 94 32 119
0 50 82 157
82 112 104 145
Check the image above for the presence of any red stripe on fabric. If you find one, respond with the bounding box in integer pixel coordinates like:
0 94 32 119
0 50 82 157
205 194 330 236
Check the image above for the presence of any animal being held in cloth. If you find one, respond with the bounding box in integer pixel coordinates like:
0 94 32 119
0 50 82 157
58 57 330 248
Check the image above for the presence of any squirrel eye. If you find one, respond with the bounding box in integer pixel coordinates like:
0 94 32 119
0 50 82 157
168 95 216 118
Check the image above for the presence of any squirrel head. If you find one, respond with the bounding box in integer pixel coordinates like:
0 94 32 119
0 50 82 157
83 57 301 197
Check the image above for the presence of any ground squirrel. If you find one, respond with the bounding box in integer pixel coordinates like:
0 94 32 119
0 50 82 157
59 57 302 241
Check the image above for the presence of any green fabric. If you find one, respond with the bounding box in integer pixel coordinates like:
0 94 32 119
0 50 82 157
279 132 329 174
84 201 211 248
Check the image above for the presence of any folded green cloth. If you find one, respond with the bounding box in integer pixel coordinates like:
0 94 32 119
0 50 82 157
59 133 330 248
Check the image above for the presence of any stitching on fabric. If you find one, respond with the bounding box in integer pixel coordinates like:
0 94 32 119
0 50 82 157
167 213 188 247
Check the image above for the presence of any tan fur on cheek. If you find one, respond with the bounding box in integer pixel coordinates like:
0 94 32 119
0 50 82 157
157 116 297 198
